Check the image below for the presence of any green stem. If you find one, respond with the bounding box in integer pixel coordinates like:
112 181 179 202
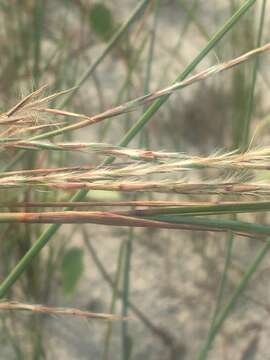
60 0 150 108
200 4 267 357
122 230 133 360
241 0 267 150
32 0 45 86
147 214 270 237
197 237 270 360
132 201 270 217
83 234 177 349
140 0 160 148
204 231 234 350
102 241 125 360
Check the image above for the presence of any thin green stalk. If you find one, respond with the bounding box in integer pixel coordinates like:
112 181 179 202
103 241 125 360
204 231 234 347
123 36 134 132
145 215 270 238
140 0 160 148
158 0 199 87
203 4 268 358
60 0 150 108
200 4 267 358
121 230 133 360
178 0 210 41
144 0 160 95
0 0 256 298
32 0 45 85
1 316 23 359
209 5 267 360
132 202 270 217
100 34 148 141
241 0 267 150
197 237 270 360
83 233 177 349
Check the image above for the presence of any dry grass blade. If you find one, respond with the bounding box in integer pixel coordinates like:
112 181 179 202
0 210 206 228
0 210 269 239
0 301 126 321
0 210 235 235
0 200 220 208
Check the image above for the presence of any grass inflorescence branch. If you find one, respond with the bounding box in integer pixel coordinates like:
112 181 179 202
1 43 269 143
0 301 126 321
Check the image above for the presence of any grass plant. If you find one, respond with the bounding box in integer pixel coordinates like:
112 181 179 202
0 0 269 358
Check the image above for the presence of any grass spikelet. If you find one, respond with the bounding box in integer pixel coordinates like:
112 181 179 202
0 300 126 321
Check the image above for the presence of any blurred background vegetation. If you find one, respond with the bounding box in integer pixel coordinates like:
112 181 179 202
0 0 270 359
